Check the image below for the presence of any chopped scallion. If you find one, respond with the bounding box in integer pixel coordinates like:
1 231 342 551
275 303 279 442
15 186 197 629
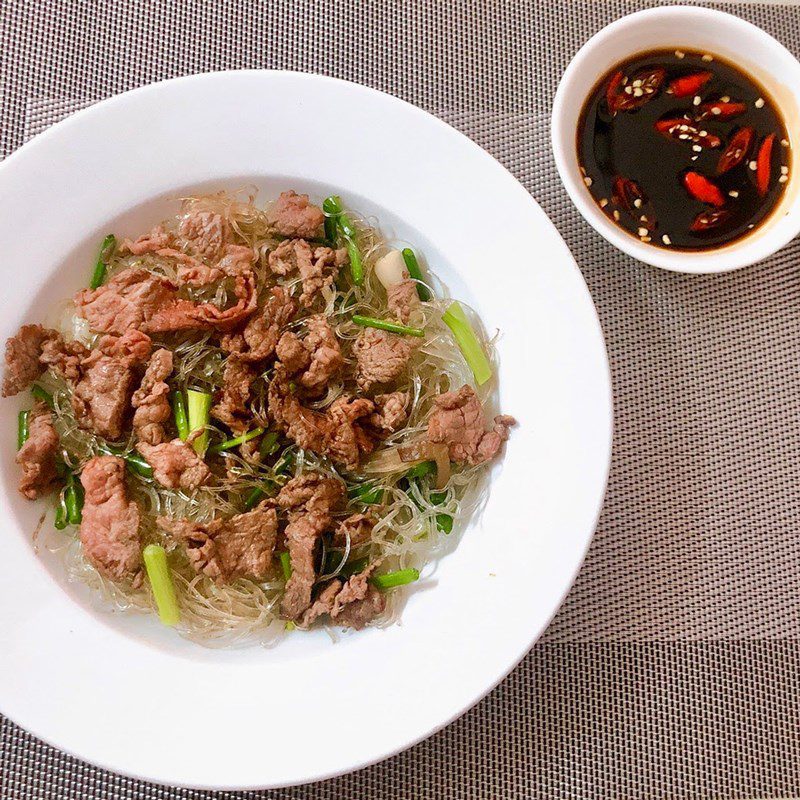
401 248 431 301
54 491 68 530
322 195 364 286
65 472 84 526
97 444 154 479
89 234 116 290
171 390 189 441
209 426 265 455
372 568 420 590
280 551 292 580
17 410 30 450
352 315 424 338
441 301 492 386
143 544 180 626
31 384 54 409
348 482 384 505
259 431 280 458
186 389 212 456
405 461 435 479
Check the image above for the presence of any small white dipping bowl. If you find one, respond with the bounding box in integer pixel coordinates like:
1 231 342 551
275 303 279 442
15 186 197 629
552 6 800 273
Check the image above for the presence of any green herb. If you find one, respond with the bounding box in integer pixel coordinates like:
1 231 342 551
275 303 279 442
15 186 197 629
322 195 364 285
17 410 30 450
54 491 68 530
89 234 116 290
285 621 296 632
352 314 425 338
31 384 54 409
274 448 295 476
280 551 292 581
429 490 453 534
259 431 280 458
405 461 435 479
442 301 492 385
209 426 265 455
186 389 212 456
65 472 84 526
143 544 180 626
97 444 154 479
401 248 431 301
171 390 189 441
348 482 384 505
372 568 420 590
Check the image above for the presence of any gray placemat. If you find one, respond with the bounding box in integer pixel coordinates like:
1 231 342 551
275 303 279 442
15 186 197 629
2 1 800 798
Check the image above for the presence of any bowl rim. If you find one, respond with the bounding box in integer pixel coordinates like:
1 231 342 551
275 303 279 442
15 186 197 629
551 5 800 274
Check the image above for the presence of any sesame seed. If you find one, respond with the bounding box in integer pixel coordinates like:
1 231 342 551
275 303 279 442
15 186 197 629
613 210 620 221
638 227 649 237
583 176 593 187
749 160 758 171
633 198 642 208
632 79 643 87
675 50 685 58
624 85 633 94
711 107 722 115
781 165 789 174
691 155 699 162
692 145 702 153
642 236 652 243
699 130 708 137
640 215 648 222
720 96 730 103
662 234 672 245
781 138 789 148
702 54 714 62
779 174 789 183
679 124 689 131
633 87 644 97
693 95 701 106
748 224 755 229
755 97 765 108
580 166 586 175
599 198 608 208
728 190 739 198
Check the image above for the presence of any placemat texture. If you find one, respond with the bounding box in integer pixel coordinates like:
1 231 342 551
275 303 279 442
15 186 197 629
1 1 800 798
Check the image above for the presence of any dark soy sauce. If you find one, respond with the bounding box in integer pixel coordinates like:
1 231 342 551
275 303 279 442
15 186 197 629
577 49 791 251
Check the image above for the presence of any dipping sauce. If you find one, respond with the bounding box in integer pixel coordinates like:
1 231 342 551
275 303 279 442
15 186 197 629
577 49 791 250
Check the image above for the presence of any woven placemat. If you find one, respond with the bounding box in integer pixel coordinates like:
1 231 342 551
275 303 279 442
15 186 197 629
2 1 800 797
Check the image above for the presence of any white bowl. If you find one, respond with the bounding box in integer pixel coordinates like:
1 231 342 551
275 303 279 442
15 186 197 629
0 71 612 788
552 6 800 273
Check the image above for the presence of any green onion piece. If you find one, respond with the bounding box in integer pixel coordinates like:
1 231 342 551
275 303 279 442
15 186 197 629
352 315 425 338
65 472 84 526
97 444 154 479
405 461 435 479
274 448 295 475
285 621 296 632
324 215 337 243
54 491 68 530
90 234 116 290
260 431 280 458
142 544 180 626
17 410 30 450
372 568 420 590
322 195 343 216
436 514 453 534
186 389 212 456
171 390 189 441
346 238 364 286
280 551 292 580
244 486 264 511
31 384 54 409
348 482 384 505
401 248 431 301
441 301 492 386
209 426 265 455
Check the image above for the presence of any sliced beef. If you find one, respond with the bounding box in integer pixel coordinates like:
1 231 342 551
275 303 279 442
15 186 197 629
16 401 59 499
353 327 413 392
187 269 258 331
277 473 346 620
275 315 342 394
178 210 229 261
137 438 211 491
368 391 409 433
40 335 89 384
211 356 256 434
216 244 256 276
121 224 173 255
2 325 60 397
268 239 346 307
79 456 142 585
332 513 375 548
427 384 515 465
275 332 310 374
327 395 376 471
72 330 152 440
158 249 222 286
300 562 386 629
387 277 420 324
220 286 297 362
158 501 278 583
132 349 173 445
266 190 324 239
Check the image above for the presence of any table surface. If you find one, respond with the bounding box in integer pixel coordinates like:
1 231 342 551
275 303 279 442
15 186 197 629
2 1 800 798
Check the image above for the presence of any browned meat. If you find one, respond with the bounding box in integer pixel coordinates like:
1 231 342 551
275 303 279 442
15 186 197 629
72 330 152 440
387 278 420 324
300 562 386 629
266 190 324 239
368 391 409 433
16 401 59 500
268 239 346 307
132 349 173 445
277 472 346 620
327 395 376 470
220 287 297 362
158 501 278 583
40 335 89 384
332 513 375 548
211 356 256 434
275 315 342 394
353 327 413 392
158 249 222 286
2 325 60 397
122 225 173 255
79 456 142 585
75 268 200 336
427 384 516 465
187 270 258 331
217 244 256 276
178 210 229 261
137 439 211 491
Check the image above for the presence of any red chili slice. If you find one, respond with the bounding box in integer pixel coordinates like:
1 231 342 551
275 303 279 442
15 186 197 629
608 68 666 113
605 71 625 113
696 101 747 120
612 176 656 229
667 71 713 98
716 126 755 175
690 209 732 232
756 133 775 196
683 171 726 207
655 117 722 148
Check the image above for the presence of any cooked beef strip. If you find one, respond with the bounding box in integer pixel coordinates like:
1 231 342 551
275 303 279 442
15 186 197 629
2 325 59 397
158 500 278 583
274 315 342 395
427 384 516 465
211 356 257 434
300 561 386 629
178 210 229 261
353 327 413 392
332 513 375 548
387 277 420 324
121 225 173 255
326 395 376 470
368 391 409 433
267 239 347 308
71 329 152 440
137 438 211 491
277 473 346 620
39 335 89 384
266 190 325 239
79 455 142 585
220 286 297 362
16 401 59 500
132 348 173 445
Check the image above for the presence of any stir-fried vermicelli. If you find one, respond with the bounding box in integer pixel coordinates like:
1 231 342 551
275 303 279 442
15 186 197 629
4 190 514 647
